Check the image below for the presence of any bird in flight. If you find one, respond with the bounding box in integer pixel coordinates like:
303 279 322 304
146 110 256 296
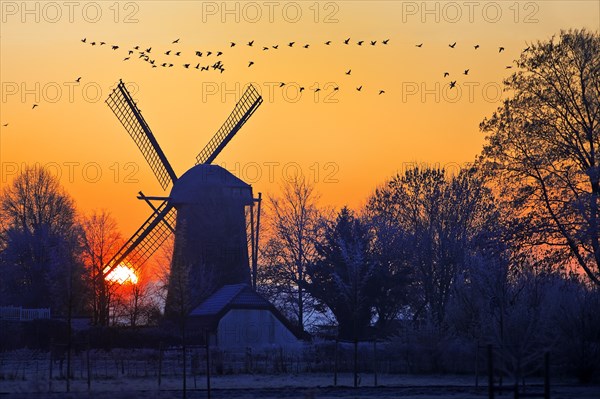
325 41 331 45
449 81 457 89
499 47 505 52
175 51 181 56
344 38 350 44
288 42 295 47
303 44 310 49
315 88 321 93
112 45 119 50
133 45 139 50
183 63 190 68
474 44 480 49
146 47 152 53
299 87 305 92
416 43 423 48
128 50 134 55
248 40 254 46
524 46 530 52
2 123 8 127
172 38 179 43
444 72 449 77
75 77 81 82
449 42 457 48
464 69 469 75
32 104 38 109
334 87 339 91
165 50 171 55
81 38 86 43
356 86 362 91
371 41 377 46
100 41 106 46
217 51 223 56
357 40 364 46
272 45 279 49
196 51 202 57
382 39 389 44
91 42 96 46
248 61 254 67
505 65 513 69
378 90 385 95
230 42 236 47
263 47 269 51
279 82 285 88
345 69 351 75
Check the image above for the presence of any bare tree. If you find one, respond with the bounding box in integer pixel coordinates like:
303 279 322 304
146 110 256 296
259 176 325 332
80 210 123 326
481 29 600 285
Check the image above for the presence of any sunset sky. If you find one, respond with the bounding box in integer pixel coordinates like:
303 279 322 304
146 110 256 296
1 1 598 234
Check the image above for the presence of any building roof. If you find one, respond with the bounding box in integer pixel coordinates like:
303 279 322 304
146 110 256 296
187 284 303 339
170 164 252 204
189 283 271 317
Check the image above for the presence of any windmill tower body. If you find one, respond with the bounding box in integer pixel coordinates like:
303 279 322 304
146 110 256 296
165 164 253 316
103 81 263 320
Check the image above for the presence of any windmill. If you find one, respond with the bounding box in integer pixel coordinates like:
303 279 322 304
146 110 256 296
103 80 263 316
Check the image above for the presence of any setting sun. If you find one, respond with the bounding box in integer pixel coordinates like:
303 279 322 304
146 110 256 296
105 264 139 285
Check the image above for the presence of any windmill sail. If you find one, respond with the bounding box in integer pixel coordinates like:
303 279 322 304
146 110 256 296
195 84 263 165
103 201 176 277
106 80 177 190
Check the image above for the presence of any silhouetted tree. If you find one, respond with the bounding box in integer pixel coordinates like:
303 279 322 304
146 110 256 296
80 210 122 325
259 176 325 332
0 165 86 316
481 29 600 285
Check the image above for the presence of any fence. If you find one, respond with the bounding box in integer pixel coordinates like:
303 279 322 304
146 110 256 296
0 307 51 321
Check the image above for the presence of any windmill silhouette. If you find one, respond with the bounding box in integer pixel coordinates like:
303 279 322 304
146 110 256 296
103 80 263 315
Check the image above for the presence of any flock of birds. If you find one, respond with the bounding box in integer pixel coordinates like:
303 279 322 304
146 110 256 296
79 36 397 95
78 37 516 97
0 37 518 127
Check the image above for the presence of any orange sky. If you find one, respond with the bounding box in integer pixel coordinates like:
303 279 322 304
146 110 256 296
1 1 599 234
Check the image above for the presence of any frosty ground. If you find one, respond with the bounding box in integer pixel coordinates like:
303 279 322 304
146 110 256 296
2 373 599 399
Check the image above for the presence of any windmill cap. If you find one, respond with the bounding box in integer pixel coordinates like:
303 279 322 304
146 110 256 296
169 164 253 204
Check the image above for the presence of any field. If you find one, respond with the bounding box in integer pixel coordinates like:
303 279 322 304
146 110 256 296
2 371 599 398
1 347 598 399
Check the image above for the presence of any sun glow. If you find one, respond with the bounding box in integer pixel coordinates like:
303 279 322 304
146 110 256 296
105 264 139 285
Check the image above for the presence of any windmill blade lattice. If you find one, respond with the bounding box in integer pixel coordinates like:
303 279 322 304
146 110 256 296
106 81 177 190
103 200 176 277
196 84 263 165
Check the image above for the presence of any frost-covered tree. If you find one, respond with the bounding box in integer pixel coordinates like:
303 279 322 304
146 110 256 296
0 165 86 315
304 207 375 340
481 29 600 285
367 166 499 326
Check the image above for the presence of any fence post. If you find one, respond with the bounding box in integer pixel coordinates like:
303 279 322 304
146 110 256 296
87 342 91 392
334 338 338 387
544 352 550 399
48 339 53 393
158 342 163 389
373 340 378 387
206 336 211 399
475 343 479 388
487 344 494 399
